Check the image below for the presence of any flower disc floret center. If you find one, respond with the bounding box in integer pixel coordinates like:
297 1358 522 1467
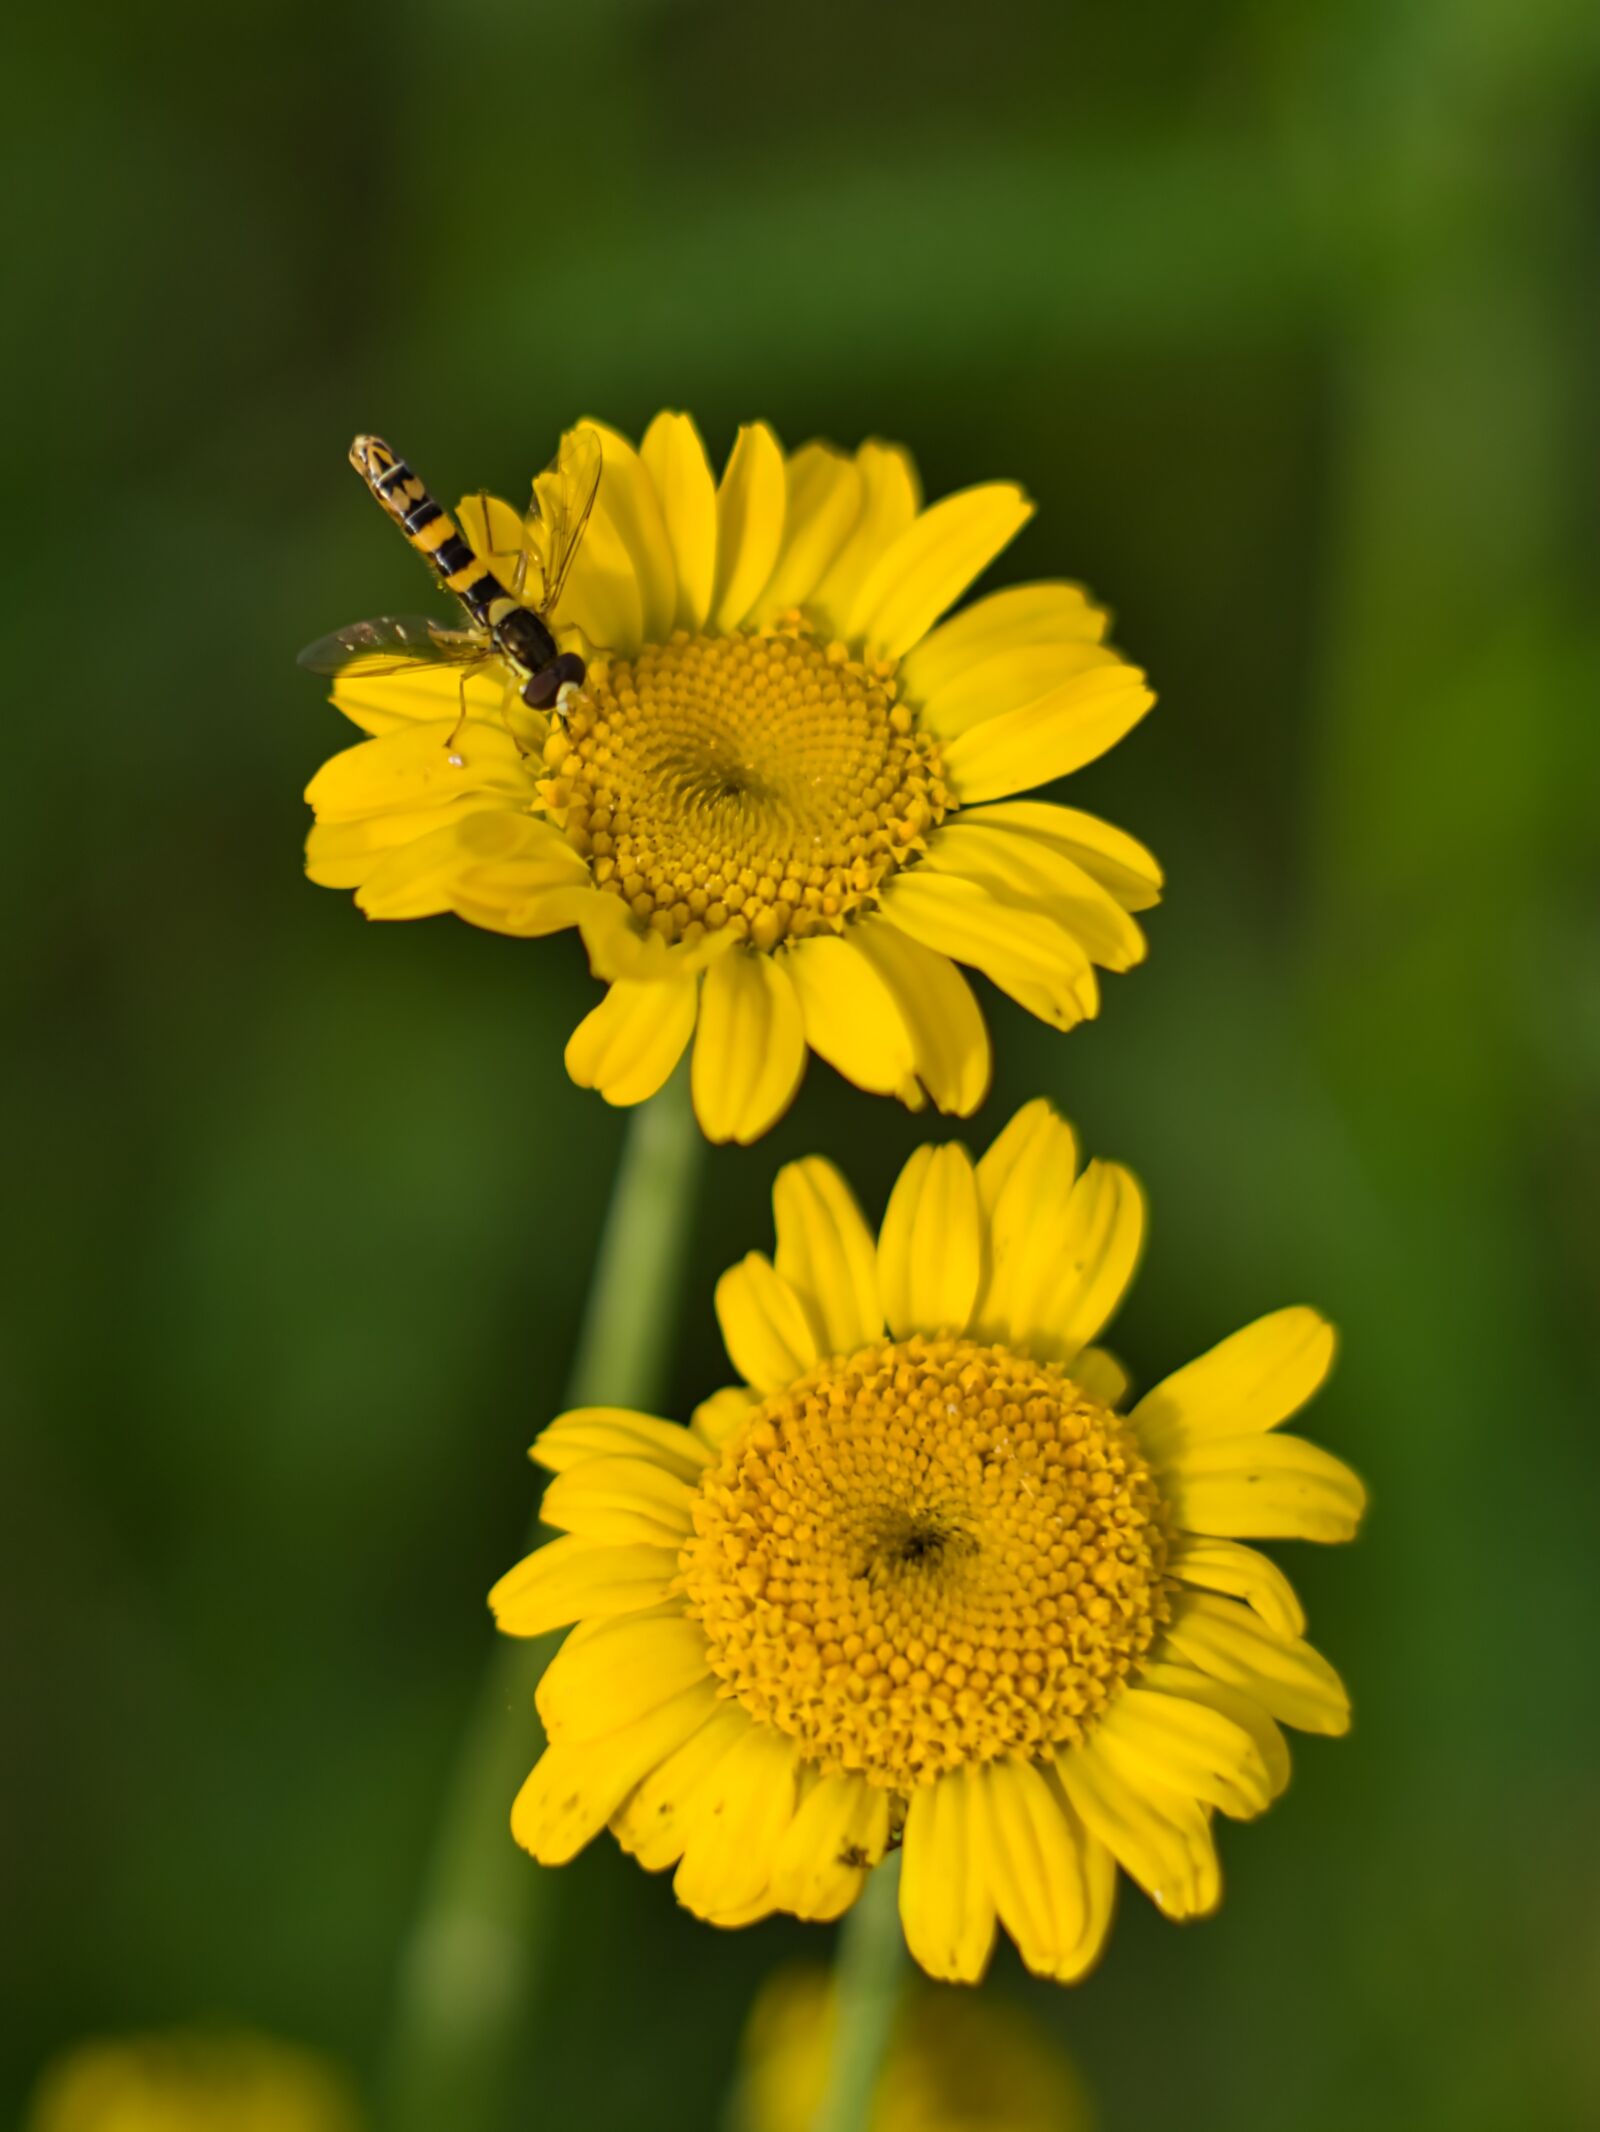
539 621 950 950
681 1335 1170 1786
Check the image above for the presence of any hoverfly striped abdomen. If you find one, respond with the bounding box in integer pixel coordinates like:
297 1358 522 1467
348 434 518 639
302 428 603 721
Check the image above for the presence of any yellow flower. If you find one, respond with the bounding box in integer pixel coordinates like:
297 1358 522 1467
26 2029 361 2132
494 1099 1365 1983
306 417 1158 1142
737 1965 1091 2132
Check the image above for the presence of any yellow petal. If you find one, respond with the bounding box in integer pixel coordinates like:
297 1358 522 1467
1165 1536 1307 1640
448 878 601 941
328 657 519 738
1055 1735 1221 1920
358 811 580 921
511 1677 719 1866
641 411 718 631
943 664 1155 802
1072 1347 1131 1407
923 819 1147 971
750 443 864 623
304 796 504 889
715 1252 819 1391
806 441 920 640
1092 1684 1273 1820
1164 1593 1351 1736
489 1535 681 1637
690 1385 759 1450
976 1759 1108 1983
346 823 475 919
546 467 644 656
673 1723 801 1923
1137 1660 1291 1800
1051 1161 1145 1358
1161 1433 1367 1543
848 484 1034 662
899 581 1110 704
531 1407 711 1481
899 1770 996 1984
918 641 1121 742
574 898 738 985
877 1142 982 1339
955 800 1163 913
1132 1309 1338 1464
767 1773 890 1922
846 918 991 1115
611 1702 749 1870
878 872 1097 1032
305 721 530 822
785 934 920 1101
711 422 786 631
536 1610 709 1741
975 1097 1074 1212
564 976 699 1109
773 1157 884 1359
692 950 807 1144
698 1891 779 1929
583 420 678 643
539 1454 697 1547
972 1100 1081 1348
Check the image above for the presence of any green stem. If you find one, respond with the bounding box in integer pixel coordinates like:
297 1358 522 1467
380 1066 702 2132
808 1852 908 2132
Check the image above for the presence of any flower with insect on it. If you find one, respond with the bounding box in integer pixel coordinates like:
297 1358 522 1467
304 416 1158 1143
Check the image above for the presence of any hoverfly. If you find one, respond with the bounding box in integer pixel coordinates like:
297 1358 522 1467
298 426 603 732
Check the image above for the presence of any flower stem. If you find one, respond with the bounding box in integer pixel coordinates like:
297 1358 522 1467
809 1852 908 2132
380 1066 703 2132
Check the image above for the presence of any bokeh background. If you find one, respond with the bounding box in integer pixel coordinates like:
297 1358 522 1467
7 0 1599 2125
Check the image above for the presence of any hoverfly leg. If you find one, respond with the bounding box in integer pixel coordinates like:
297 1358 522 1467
499 668 534 758
446 670 470 764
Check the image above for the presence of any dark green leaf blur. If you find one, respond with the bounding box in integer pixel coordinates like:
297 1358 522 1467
6 1 1598 2127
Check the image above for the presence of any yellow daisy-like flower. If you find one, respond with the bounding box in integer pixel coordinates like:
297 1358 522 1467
493 1099 1366 1983
737 1965 1091 2132
305 416 1158 1141
26 2029 361 2132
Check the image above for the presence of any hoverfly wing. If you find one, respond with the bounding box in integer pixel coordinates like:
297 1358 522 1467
297 615 487 677
525 423 603 618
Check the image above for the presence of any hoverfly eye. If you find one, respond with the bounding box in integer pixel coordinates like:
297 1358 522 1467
522 653 586 711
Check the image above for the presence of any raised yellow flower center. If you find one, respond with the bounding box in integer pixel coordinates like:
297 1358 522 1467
681 1335 1169 1788
539 621 950 950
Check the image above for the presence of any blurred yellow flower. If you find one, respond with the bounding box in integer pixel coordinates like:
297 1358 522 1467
306 416 1158 1142
737 1966 1091 2132
495 1098 1365 1982
25 2029 361 2132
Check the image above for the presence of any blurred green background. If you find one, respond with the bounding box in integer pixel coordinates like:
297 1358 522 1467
7 0 1599 2125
